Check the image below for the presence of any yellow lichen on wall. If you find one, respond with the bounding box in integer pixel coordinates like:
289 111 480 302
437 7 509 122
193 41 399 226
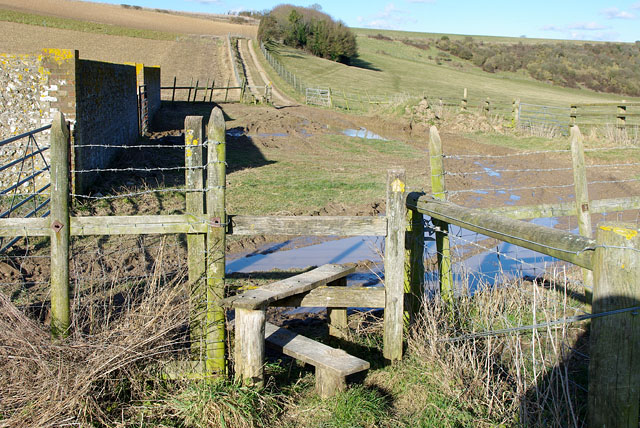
41 48 76 65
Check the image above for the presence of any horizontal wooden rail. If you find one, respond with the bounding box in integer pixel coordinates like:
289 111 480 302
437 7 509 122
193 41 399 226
273 285 385 308
407 194 595 269
0 215 387 237
572 102 640 107
487 196 640 220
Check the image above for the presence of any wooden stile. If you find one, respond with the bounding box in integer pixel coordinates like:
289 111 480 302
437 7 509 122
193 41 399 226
205 107 227 374
50 112 71 338
383 169 406 361
185 116 206 356
328 277 348 339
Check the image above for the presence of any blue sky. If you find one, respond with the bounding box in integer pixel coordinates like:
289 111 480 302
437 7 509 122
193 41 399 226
89 0 640 42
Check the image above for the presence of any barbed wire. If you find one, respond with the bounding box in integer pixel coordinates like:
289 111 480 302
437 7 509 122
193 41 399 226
71 165 209 174
442 304 640 342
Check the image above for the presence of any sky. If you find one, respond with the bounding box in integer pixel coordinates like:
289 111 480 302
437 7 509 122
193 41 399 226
88 0 640 42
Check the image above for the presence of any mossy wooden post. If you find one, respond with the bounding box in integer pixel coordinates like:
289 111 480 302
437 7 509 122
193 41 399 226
429 126 453 303
185 116 206 356
570 126 593 307
512 98 520 126
383 169 406 361
405 204 424 326
328 277 348 339
206 107 227 374
50 111 71 338
588 222 640 428
461 88 467 111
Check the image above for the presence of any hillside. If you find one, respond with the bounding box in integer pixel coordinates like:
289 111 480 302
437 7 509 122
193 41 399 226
264 27 640 109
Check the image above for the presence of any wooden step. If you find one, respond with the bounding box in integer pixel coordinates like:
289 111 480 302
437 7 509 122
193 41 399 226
265 321 370 397
220 263 356 310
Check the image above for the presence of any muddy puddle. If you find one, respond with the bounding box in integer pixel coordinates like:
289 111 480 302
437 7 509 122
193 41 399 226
342 128 388 140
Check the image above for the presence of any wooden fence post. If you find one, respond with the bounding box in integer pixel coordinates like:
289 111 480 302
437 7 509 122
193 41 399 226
206 107 227 374
383 169 406 361
570 105 577 126
483 97 490 116
429 126 453 303
185 116 206 357
461 88 467 111
512 98 520 126
618 104 627 129
235 307 266 387
328 277 348 339
588 222 640 427
570 126 593 306
50 111 71 338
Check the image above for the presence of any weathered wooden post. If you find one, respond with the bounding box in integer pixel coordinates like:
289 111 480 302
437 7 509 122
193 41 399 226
206 107 227 374
483 97 490 116
185 116 206 356
429 126 453 303
512 98 520 126
50 111 71 338
235 306 266 387
383 169 406 361
461 88 468 111
570 126 593 306
588 222 640 427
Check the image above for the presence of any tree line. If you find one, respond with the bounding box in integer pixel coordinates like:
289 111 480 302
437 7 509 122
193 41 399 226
435 36 640 97
258 4 358 65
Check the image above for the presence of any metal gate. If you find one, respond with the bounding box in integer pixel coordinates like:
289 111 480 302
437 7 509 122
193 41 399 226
306 87 332 107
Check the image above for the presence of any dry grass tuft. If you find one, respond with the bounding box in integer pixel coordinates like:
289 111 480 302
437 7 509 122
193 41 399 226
0 273 189 427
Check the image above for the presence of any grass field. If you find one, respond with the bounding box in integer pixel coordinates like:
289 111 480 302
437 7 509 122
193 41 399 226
267 29 640 110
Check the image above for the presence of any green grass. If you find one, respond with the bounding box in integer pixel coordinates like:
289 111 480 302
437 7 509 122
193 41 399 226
265 32 640 112
0 9 180 40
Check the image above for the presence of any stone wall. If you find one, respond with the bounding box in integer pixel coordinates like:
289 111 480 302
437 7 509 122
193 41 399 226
74 60 138 192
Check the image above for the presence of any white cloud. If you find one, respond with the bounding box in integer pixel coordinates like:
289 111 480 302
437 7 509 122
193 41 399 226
632 2 640 9
360 2 417 30
601 7 636 19
541 25 563 32
406 0 436 3
568 30 621 41
567 22 609 31
185 0 222 4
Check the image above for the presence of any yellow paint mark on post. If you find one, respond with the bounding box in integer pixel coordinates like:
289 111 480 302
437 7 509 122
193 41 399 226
391 178 405 193
600 225 638 241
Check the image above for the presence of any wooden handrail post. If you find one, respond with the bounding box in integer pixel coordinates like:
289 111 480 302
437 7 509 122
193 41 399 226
429 126 453 303
383 169 406 361
206 107 227 375
570 126 593 307
588 222 640 427
185 116 206 357
50 111 71 338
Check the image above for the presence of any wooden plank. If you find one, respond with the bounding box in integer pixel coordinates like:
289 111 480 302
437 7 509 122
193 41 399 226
70 215 207 235
230 215 387 236
265 322 369 376
412 197 595 269
570 126 593 305
383 169 406 361
429 126 453 303
50 112 70 338
588 222 640 427
185 116 206 356
486 196 640 220
273 286 385 308
405 203 425 326
221 264 356 310
0 218 50 237
573 102 640 107
205 106 226 374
